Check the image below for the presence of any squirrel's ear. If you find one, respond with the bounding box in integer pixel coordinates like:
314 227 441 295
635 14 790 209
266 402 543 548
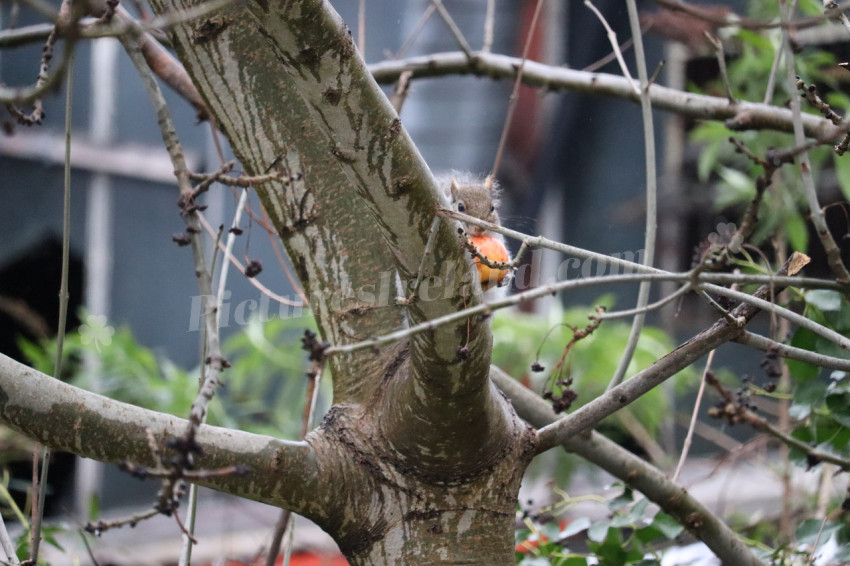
450 177 460 199
484 175 494 192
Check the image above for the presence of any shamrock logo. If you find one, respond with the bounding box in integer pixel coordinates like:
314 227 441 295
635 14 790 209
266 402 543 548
79 314 115 352
707 222 742 254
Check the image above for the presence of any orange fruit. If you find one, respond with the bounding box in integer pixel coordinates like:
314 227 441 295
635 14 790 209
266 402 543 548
469 235 510 290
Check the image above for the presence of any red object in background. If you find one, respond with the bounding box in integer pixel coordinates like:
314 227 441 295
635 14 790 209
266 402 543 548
214 552 348 566
284 554 348 566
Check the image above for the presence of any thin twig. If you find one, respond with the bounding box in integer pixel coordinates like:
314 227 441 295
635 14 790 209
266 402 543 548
265 510 292 566
394 4 435 59
804 517 829 566
699 282 850 352
30 41 75 565
796 76 850 155
763 39 784 104
325 272 678 357
783 10 850 283
431 0 473 60
358 0 366 55
672 350 715 482
482 0 495 52
735 330 850 371
704 32 736 103
180 188 248 566
440 206 849 291
3 0 81 113
491 0 545 178
216 189 250 309
584 0 639 95
594 282 691 320
116 22 232 545
85 508 160 535
389 70 413 114
607 0 658 391
0 513 18 564
197 212 305 308
824 0 850 35
582 35 636 73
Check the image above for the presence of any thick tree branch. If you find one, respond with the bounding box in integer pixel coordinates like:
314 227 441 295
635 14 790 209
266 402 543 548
0 353 325 516
492 368 766 566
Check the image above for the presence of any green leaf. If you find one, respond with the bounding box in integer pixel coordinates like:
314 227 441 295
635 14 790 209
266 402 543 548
789 379 828 421
835 152 850 202
806 290 843 312
560 517 592 539
785 211 809 253
608 487 633 511
587 521 610 543
787 328 821 382
635 524 664 544
651 512 684 540
826 393 850 427
611 497 649 528
796 519 841 546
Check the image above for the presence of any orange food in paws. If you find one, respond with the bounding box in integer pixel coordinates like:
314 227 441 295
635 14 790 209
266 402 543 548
469 235 510 290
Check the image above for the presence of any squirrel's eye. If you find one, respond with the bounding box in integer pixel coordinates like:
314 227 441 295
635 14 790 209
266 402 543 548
457 202 466 213
490 205 495 213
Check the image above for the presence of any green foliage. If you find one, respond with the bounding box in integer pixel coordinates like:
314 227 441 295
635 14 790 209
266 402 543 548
492 298 693 439
687 4 847 253
18 309 322 439
514 485 682 565
780 290 850 467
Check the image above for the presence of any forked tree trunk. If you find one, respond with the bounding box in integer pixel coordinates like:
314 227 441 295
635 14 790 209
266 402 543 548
136 0 537 561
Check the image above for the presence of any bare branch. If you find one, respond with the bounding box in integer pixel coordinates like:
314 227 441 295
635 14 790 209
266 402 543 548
607 0 658 391
369 51 841 139
734 330 850 371
584 0 638 94
536 254 806 453
431 0 473 60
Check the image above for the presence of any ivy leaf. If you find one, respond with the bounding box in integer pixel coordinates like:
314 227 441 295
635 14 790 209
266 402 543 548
787 328 820 382
826 393 850 427
796 519 841 546
790 379 828 420
587 521 610 543
806 290 842 312
608 487 633 511
559 517 591 539
651 512 684 540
